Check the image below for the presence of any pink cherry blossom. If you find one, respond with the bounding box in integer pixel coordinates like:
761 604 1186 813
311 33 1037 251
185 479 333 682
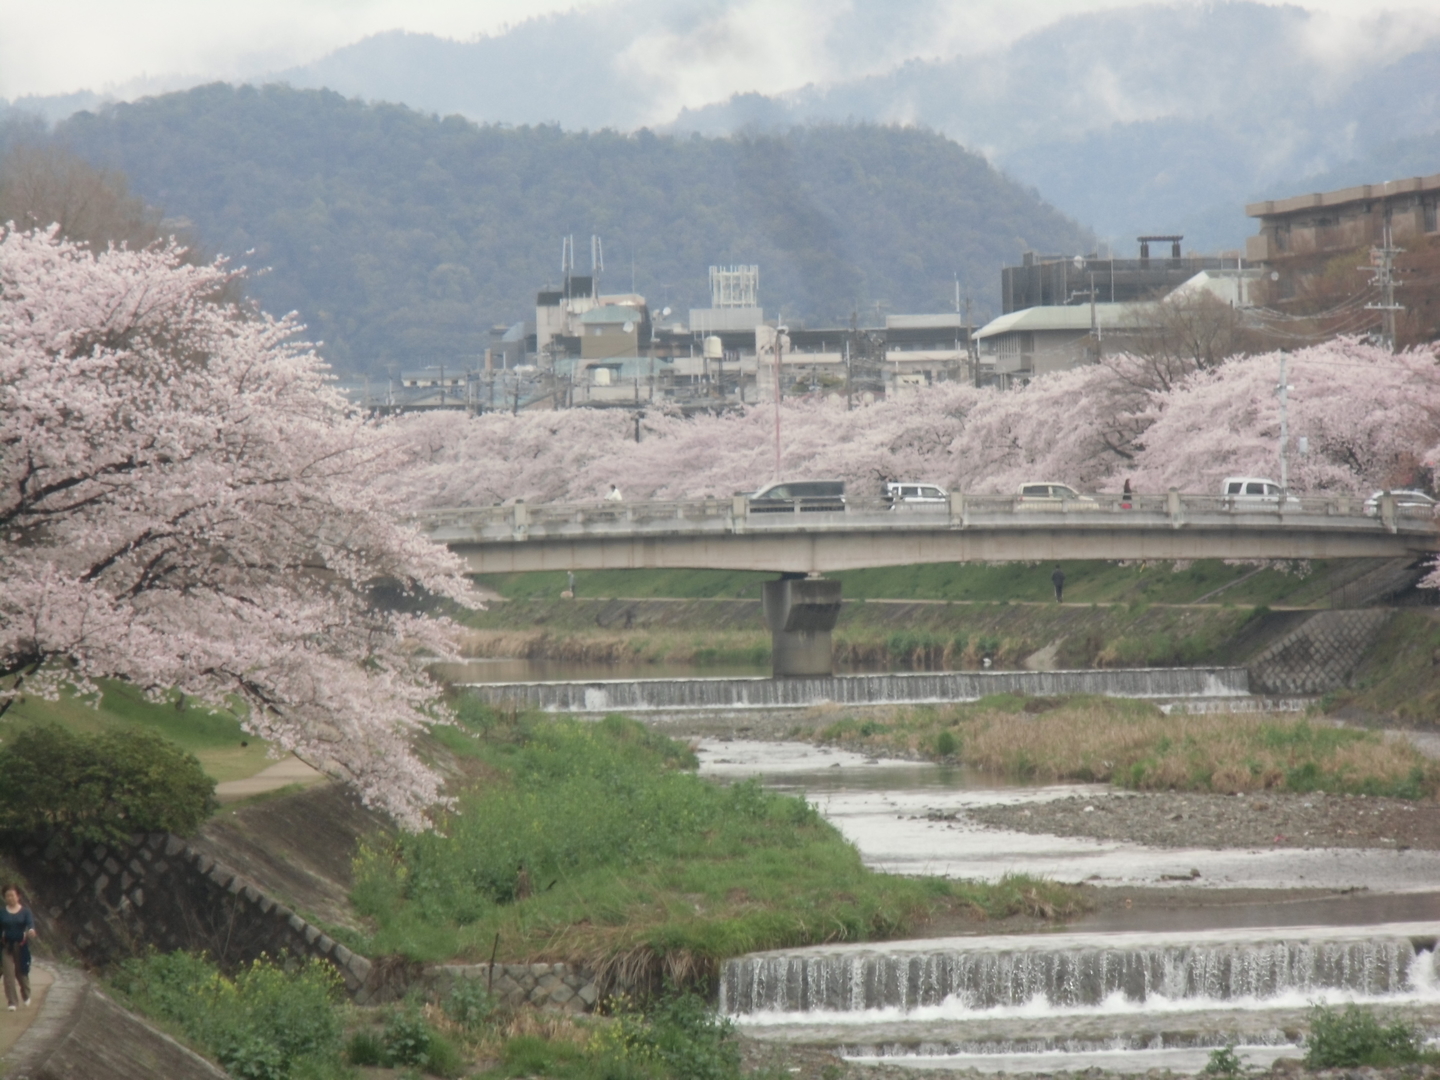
1 227 478 829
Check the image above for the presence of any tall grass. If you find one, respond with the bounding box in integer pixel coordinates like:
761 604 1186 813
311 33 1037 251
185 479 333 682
353 704 1084 977
818 696 1439 798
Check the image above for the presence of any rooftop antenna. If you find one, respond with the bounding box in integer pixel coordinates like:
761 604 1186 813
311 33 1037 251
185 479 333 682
562 235 574 299
591 234 604 296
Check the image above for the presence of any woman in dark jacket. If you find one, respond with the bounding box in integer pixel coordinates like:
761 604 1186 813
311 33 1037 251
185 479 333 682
1 884 37 1009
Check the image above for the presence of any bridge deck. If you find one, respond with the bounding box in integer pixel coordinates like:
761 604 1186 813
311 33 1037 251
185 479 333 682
421 493 1438 574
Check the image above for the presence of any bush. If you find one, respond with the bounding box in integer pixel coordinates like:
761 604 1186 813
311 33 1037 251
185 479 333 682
0 722 216 841
381 1007 433 1066
344 1029 384 1066
111 951 345 1079
1305 1003 1427 1068
444 978 497 1030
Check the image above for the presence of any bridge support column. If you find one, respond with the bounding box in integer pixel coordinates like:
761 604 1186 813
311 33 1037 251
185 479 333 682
762 576 842 677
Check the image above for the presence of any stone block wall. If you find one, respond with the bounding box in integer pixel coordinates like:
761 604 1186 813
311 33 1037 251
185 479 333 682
13 831 376 1001
1248 609 1394 695
428 962 599 1013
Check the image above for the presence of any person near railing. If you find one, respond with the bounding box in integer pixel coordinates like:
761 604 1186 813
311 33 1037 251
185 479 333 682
605 484 623 502
1122 479 1133 510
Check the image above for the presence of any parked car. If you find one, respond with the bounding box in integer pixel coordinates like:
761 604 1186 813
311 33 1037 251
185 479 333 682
884 481 948 505
1015 482 1096 509
747 479 846 513
1221 477 1282 507
1363 489 1436 516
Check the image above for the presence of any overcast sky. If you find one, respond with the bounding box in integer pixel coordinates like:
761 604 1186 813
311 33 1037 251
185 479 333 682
4 0 1439 104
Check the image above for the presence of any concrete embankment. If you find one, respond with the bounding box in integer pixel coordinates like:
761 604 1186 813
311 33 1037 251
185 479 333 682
3 963 228 1080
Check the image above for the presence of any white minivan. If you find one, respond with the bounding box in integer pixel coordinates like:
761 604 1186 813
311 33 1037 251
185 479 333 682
1222 477 1282 507
884 481 948 506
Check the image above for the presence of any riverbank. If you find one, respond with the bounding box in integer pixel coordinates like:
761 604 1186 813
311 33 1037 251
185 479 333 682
459 595 1276 670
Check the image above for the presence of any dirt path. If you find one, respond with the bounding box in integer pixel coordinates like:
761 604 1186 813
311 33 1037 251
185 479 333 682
0 962 53 1058
214 755 326 802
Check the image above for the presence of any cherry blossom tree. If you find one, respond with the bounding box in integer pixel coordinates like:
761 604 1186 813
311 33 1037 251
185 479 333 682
0 228 476 829
389 339 1439 513
1128 339 1440 495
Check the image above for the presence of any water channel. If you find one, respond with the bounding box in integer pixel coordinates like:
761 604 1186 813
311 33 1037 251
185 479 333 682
454 661 1440 1073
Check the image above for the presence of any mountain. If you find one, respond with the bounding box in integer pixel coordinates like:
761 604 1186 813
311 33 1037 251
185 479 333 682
52 84 1091 373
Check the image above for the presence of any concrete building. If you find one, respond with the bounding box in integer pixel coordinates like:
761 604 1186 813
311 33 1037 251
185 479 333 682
1246 173 1440 262
973 302 1147 385
1002 241 1253 313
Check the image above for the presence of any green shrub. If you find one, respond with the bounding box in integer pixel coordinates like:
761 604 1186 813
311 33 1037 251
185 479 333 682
111 951 345 1079
344 1029 384 1066
935 730 958 758
1304 1004 1427 1068
444 978 497 1030
382 1007 433 1066
0 722 216 842
1201 1043 1247 1077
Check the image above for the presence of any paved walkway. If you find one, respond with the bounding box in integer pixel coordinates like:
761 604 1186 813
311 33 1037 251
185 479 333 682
215 755 326 802
0 961 53 1058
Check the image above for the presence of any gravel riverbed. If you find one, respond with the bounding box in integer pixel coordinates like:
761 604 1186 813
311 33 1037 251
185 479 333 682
962 790 1440 852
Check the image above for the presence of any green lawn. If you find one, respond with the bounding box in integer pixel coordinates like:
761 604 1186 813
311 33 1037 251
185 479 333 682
2 679 273 784
475 558 1355 608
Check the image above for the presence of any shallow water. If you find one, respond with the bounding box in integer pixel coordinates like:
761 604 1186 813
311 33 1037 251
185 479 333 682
694 740 1440 900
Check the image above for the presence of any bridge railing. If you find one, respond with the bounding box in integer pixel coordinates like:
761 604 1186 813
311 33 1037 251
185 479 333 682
414 490 1438 535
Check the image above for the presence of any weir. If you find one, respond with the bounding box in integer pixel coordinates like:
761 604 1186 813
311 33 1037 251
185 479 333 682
460 666 1250 712
720 926 1439 1017
723 925 1440 1071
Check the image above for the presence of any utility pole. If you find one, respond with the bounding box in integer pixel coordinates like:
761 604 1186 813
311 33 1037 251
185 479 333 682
1275 354 1292 498
1364 222 1404 352
773 326 787 479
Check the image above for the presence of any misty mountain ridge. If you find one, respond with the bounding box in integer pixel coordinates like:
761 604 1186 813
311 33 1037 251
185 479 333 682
45 84 1092 373
5 0 1438 255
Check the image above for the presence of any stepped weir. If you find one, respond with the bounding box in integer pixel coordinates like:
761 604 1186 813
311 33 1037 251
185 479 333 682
461 666 1250 712
722 926 1439 1016
723 925 1440 1072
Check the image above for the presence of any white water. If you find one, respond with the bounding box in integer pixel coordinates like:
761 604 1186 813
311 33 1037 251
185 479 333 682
701 741 1440 1073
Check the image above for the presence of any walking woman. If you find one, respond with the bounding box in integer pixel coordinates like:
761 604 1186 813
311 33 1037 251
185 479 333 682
2 884 36 1010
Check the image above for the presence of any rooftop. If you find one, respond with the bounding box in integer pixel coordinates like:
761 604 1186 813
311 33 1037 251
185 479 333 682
1247 173 1440 218
974 302 1147 340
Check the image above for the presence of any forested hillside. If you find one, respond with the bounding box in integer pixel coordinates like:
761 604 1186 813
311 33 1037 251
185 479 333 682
48 83 1091 373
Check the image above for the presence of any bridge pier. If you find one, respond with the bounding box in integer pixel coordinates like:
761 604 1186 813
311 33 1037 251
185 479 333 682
762 576 842 677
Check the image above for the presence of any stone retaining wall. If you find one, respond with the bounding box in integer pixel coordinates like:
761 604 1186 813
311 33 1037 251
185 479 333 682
428 962 599 1013
1248 609 1394 695
12 831 377 1002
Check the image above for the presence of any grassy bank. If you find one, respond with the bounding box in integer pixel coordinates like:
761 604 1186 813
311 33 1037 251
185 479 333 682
459 595 1267 671
352 703 1084 979
475 557 1358 609
815 695 1439 798
0 678 273 783
1324 609 1440 725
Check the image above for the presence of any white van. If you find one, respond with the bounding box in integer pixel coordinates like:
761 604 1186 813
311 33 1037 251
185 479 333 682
884 481 948 505
1222 477 1282 507
1015 482 1096 510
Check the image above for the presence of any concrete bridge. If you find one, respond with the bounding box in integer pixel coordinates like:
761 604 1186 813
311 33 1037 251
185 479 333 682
420 491 1437 675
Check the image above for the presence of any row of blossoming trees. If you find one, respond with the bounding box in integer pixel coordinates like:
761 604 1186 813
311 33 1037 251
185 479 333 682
392 340 1440 508
6 227 1438 826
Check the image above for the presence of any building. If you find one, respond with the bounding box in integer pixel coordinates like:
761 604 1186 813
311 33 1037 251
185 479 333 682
973 303 1148 385
1246 173 1440 262
1002 241 1252 313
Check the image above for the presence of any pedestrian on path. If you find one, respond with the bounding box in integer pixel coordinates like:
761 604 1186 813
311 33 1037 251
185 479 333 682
1121 478 1133 510
605 484 623 502
1051 565 1065 603
1 885 36 1010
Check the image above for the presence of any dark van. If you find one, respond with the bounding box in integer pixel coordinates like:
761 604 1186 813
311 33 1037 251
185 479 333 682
747 480 846 513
